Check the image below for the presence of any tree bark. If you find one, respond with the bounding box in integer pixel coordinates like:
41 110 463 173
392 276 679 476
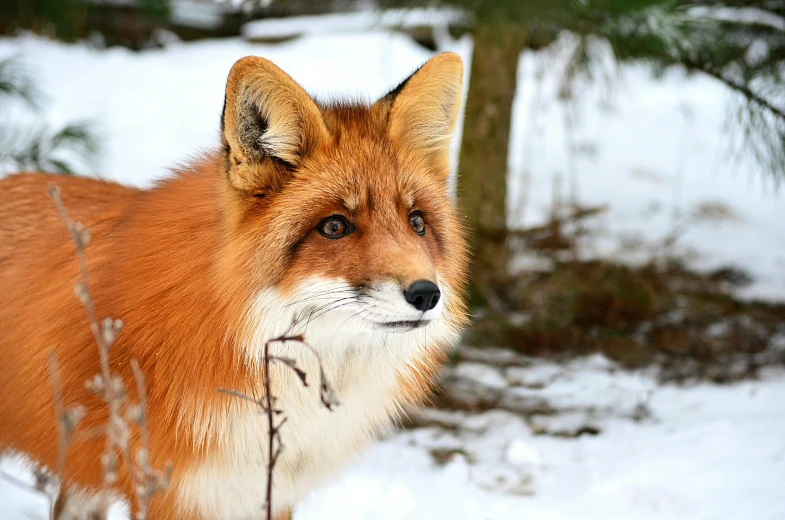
458 23 527 305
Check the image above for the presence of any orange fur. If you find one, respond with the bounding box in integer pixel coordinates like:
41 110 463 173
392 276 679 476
0 53 469 519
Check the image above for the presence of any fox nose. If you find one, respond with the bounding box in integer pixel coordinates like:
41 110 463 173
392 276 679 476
404 280 441 312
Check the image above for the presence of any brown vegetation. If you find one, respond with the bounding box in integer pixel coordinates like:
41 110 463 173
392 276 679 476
466 204 785 383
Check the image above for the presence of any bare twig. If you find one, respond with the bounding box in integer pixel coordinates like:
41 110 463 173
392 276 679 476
47 352 85 479
219 332 339 520
129 359 173 520
50 184 123 498
0 338 88 519
262 338 275 520
0 468 46 498
683 60 785 122
217 388 282 414
48 184 171 520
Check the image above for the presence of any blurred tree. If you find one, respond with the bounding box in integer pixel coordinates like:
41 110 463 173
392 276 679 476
377 0 785 309
1 0 170 47
0 58 99 175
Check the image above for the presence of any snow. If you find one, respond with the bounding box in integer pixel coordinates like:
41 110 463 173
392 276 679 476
2 21 785 520
0 31 466 188
298 364 785 520
453 362 510 389
509 35 785 301
241 8 469 40
5 359 785 519
505 438 540 467
170 0 231 30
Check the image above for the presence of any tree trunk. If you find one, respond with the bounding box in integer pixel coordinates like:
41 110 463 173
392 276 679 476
458 23 527 306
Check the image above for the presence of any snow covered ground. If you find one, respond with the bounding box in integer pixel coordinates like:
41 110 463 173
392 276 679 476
300 361 785 520
508 37 785 302
4 353 785 520
1 23 785 520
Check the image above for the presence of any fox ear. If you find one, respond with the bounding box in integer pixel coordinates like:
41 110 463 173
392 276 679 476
221 56 329 193
378 52 464 162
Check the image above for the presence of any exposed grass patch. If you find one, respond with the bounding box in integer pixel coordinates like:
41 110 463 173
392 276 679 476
429 448 472 467
466 205 785 383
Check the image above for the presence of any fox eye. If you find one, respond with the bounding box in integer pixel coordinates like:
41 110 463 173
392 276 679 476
409 211 426 236
317 215 353 239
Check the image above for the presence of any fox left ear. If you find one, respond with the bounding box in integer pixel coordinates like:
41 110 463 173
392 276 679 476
377 52 464 167
221 56 329 194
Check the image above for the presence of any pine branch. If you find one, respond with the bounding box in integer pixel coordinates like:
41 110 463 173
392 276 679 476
683 59 785 121
0 57 41 109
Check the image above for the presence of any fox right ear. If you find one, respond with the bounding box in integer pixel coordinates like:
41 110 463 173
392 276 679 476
221 56 329 194
377 52 464 170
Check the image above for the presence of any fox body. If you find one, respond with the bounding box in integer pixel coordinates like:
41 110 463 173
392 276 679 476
0 53 468 519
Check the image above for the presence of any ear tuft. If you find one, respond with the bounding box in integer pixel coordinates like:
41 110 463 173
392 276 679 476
222 56 328 193
380 52 464 159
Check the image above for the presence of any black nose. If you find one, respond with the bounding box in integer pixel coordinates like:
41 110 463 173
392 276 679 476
404 280 441 312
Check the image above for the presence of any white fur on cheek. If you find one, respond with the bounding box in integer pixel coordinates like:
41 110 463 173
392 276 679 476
176 277 460 519
362 280 445 327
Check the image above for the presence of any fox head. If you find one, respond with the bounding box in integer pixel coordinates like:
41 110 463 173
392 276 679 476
217 53 469 374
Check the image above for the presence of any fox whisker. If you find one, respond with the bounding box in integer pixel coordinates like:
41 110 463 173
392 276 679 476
284 288 359 308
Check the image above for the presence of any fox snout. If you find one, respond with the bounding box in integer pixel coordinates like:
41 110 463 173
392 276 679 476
404 280 440 312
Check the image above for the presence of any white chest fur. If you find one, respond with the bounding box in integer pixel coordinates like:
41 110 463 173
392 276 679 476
176 279 454 519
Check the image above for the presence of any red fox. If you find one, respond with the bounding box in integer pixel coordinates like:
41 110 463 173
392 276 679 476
0 53 468 519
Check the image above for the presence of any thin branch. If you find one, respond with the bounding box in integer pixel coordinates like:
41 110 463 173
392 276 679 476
220 331 339 520
267 335 341 411
682 59 785 121
0 469 48 498
130 361 150 456
217 388 283 414
47 352 85 479
130 359 173 520
263 339 275 520
48 184 171 520
49 184 120 495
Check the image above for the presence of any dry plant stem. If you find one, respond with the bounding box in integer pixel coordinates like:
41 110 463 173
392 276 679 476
0 336 89 519
130 361 149 451
130 359 172 520
48 352 84 479
264 339 275 520
48 184 119 491
47 352 87 519
48 353 69 477
0 465 59 520
48 184 171 520
0 468 48 500
219 333 339 520
1 329 85 515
